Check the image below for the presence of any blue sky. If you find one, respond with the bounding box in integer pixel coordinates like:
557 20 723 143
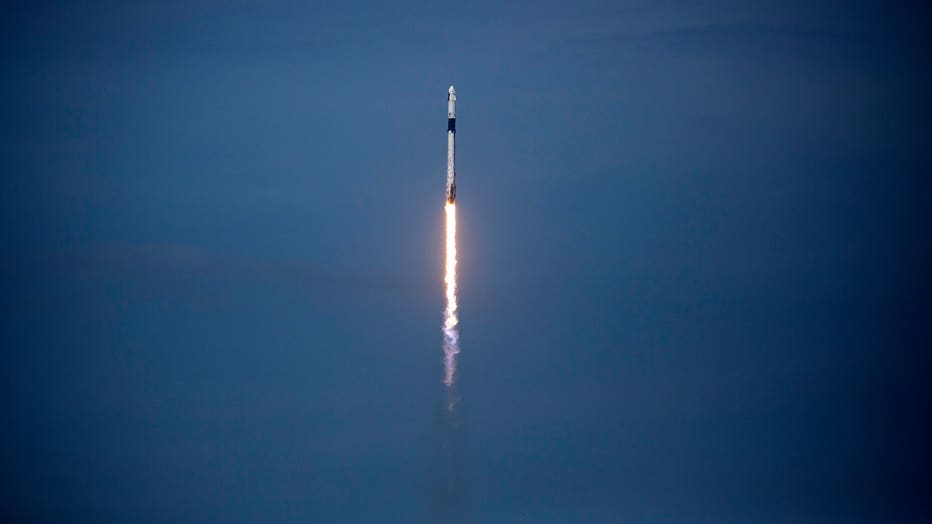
1 1 930 522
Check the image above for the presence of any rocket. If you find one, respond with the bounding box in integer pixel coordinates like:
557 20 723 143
446 85 456 204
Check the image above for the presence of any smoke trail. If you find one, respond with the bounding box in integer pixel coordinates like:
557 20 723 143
442 202 460 392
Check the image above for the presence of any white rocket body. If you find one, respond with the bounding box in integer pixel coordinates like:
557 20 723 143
446 85 456 203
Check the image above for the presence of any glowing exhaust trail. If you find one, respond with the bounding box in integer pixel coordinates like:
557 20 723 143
443 202 459 387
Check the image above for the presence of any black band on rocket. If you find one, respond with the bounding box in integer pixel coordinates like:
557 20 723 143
448 118 455 133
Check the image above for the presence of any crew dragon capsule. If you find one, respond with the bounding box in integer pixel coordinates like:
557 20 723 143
446 85 457 204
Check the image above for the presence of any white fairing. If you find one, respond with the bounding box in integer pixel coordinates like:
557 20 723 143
448 85 456 118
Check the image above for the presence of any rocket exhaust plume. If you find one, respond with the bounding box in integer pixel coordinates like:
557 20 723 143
442 85 460 394
443 201 459 388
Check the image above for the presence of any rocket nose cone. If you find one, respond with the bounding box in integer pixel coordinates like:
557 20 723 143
449 85 455 94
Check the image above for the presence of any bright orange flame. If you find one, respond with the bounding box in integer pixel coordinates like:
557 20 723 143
442 202 460 387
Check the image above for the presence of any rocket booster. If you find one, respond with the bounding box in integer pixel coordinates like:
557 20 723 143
446 85 456 204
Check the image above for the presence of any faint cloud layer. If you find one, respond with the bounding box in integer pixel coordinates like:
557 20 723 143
568 22 858 46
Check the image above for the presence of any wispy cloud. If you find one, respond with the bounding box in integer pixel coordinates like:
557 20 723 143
564 22 860 53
